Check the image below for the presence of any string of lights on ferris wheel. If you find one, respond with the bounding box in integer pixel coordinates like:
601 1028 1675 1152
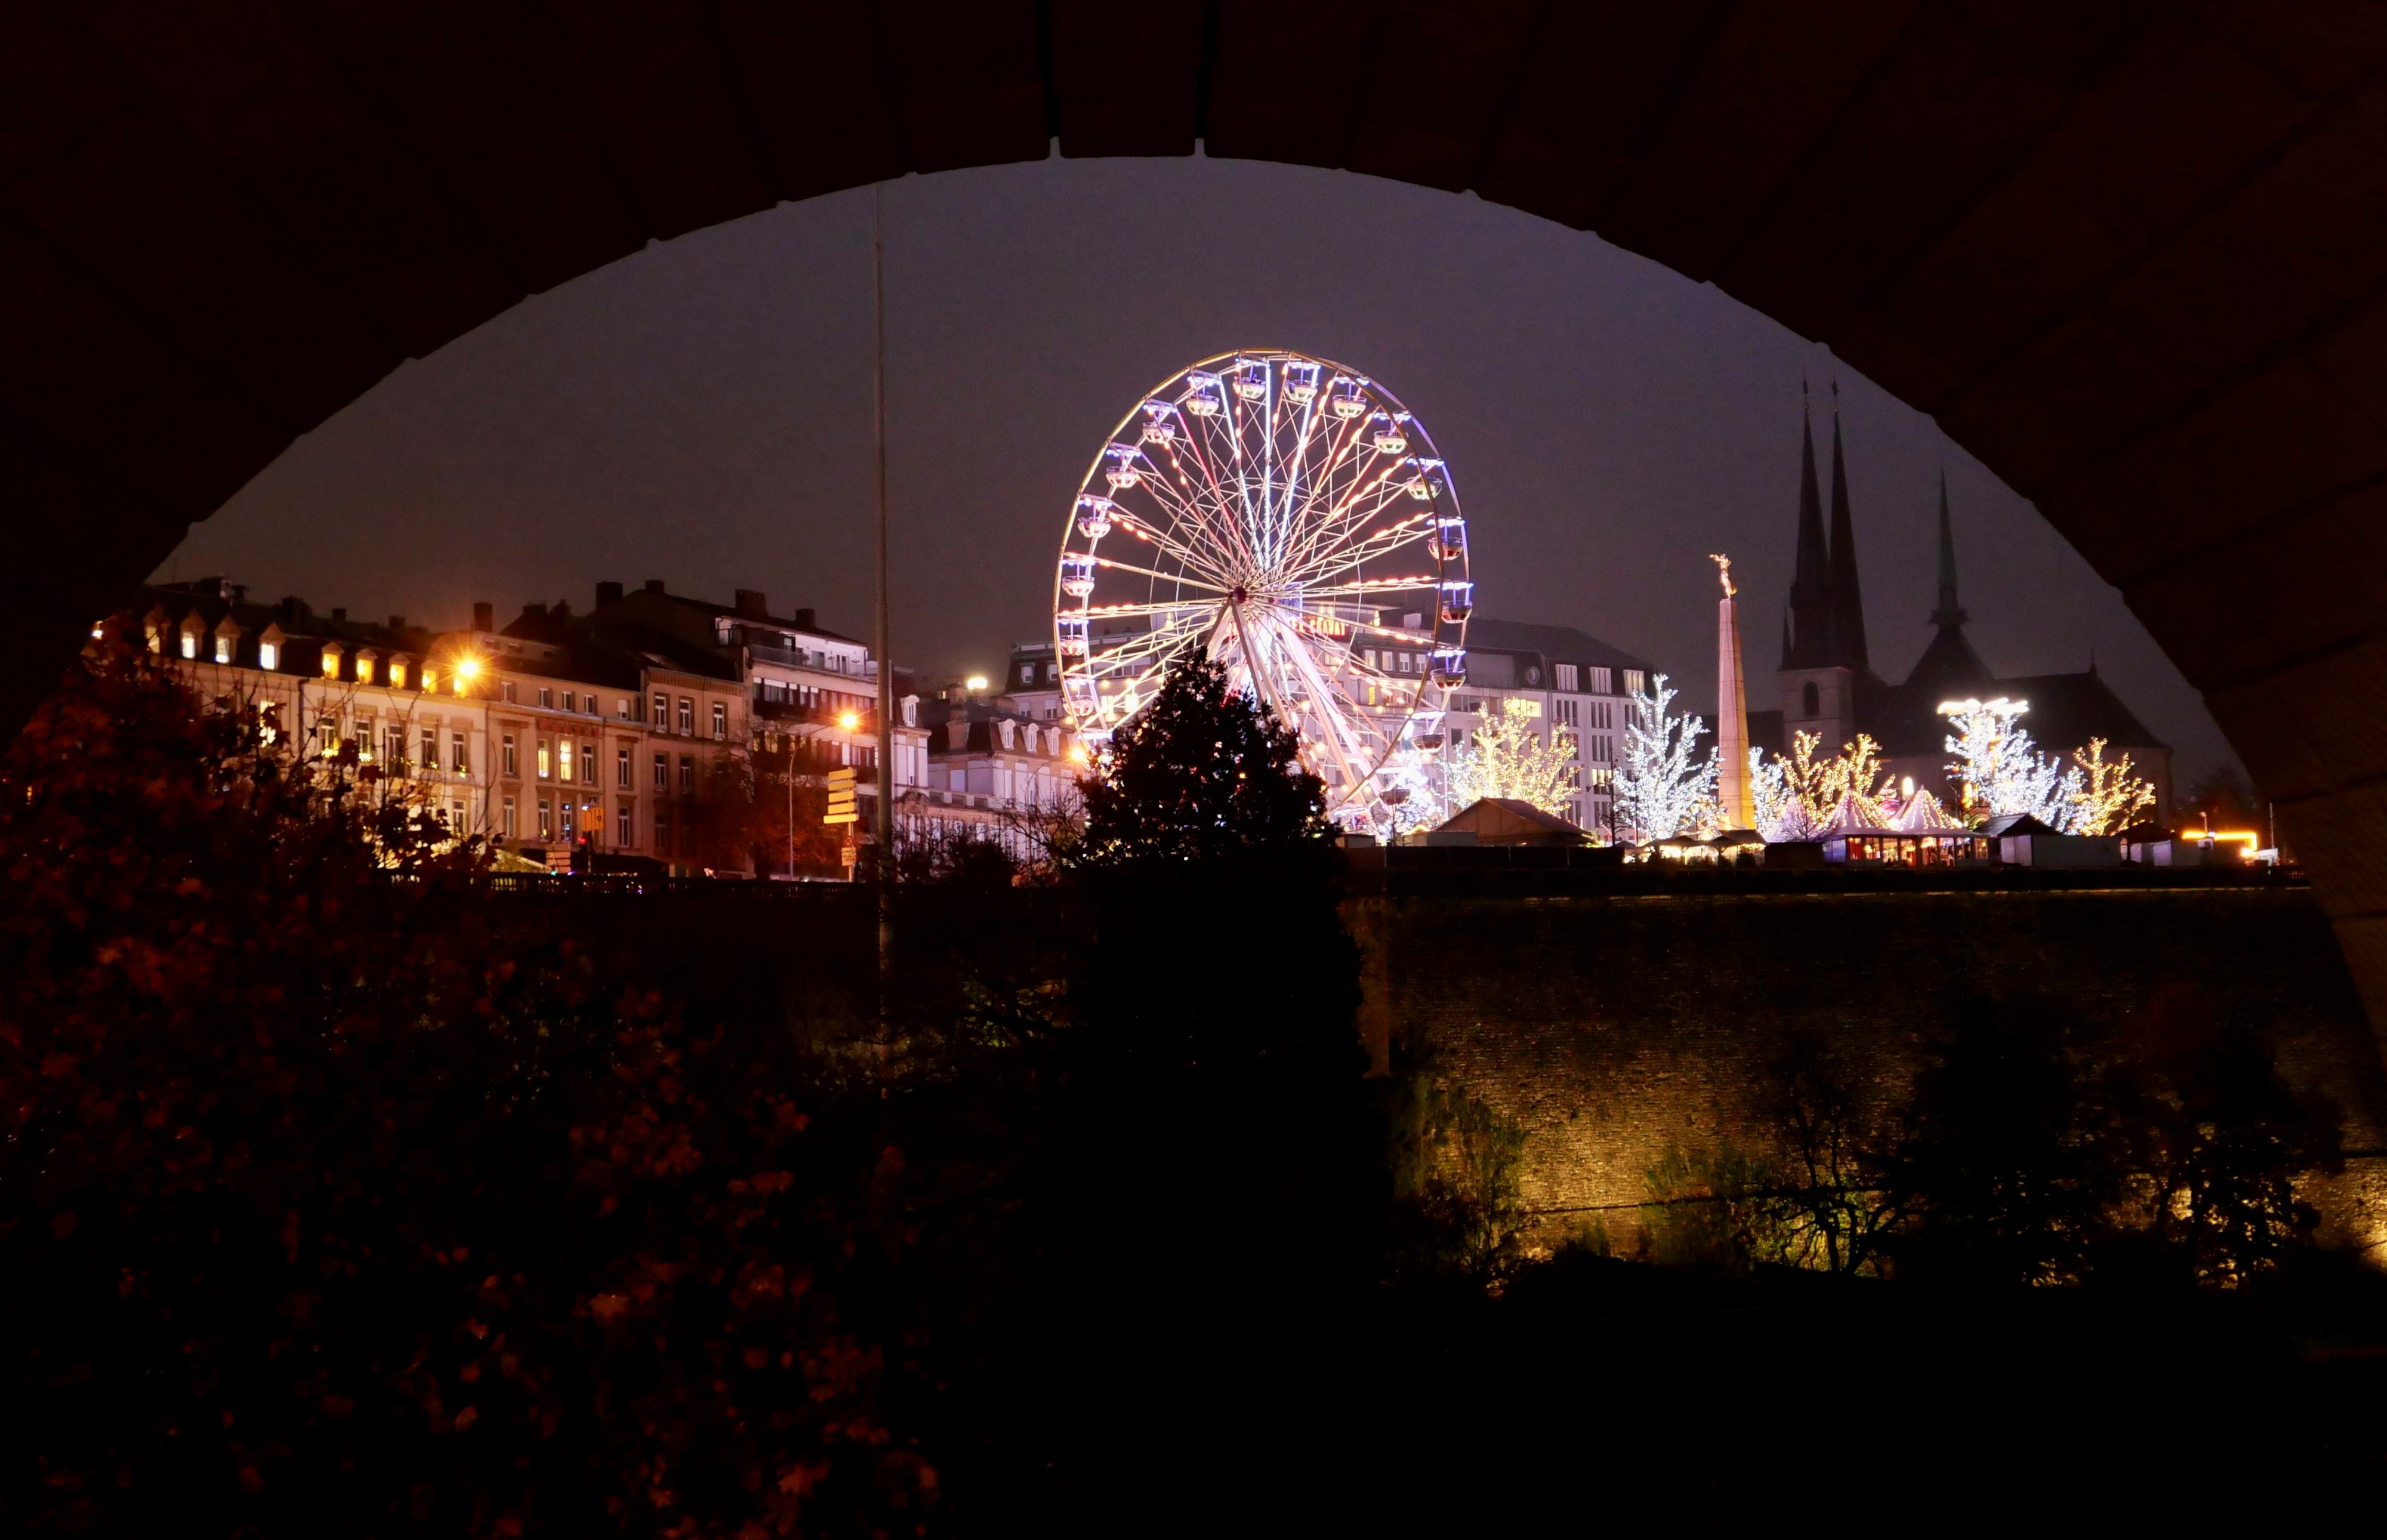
1053 349 1475 831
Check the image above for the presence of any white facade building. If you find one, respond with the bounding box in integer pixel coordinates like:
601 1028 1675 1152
1441 619 1655 837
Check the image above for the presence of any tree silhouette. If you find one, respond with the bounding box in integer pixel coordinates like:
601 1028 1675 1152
1072 647 1332 867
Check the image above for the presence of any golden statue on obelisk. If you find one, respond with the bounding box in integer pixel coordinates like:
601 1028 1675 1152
1711 553 1753 829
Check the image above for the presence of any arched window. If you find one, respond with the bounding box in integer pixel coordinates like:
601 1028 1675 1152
1802 681 1820 716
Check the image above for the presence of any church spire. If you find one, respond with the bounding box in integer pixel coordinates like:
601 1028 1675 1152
1930 471 1967 632
1825 381 1870 675
1783 381 1835 668
1904 470 1990 695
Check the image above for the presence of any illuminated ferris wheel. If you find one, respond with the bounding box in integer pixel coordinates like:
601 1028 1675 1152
1054 350 1472 829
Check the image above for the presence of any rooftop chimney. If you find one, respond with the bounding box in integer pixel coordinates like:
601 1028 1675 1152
794 607 816 631
596 581 624 607
735 588 768 620
472 601 494 632
643 579 666 595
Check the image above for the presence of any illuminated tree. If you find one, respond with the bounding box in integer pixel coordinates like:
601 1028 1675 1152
1750 730 1893 841
1943 698 2075 828
2067 737 2157 837
1447 698 1580 817
1749 748 1810 842
1615 672 1717 842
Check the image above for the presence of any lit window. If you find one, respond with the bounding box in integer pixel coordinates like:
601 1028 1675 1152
557 740 572 781
357 658 376 684
420 667 437 693
214 634 232 664
388 661 407 689
258 641 279 671
181 632 198 661
537 740 551 779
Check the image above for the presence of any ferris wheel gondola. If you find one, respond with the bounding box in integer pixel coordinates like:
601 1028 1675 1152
1053 350 1473 831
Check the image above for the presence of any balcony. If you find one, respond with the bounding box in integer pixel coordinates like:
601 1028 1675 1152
749 642 877 680
754 697 875 731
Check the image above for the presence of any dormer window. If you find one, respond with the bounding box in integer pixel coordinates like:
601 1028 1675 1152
321 644 343 678
258 641 279 671
178 621 201 660
214 634 233 664
420 666 437 693
354 649 378 684
388 659 408 690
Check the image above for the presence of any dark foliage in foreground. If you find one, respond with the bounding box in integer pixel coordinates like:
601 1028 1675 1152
0 644 945 1533
1641 992 2347 1289
0 644 1388 1534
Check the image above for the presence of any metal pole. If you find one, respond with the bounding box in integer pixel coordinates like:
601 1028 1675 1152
872 182 896 1008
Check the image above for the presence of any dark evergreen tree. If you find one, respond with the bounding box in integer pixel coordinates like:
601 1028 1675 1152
1072 646 1334 867
1032 650 1374 1476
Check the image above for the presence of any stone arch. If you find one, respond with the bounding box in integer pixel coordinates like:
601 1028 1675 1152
7 4 2386 1031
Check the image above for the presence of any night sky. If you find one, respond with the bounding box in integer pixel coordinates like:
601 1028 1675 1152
159 151 2238 781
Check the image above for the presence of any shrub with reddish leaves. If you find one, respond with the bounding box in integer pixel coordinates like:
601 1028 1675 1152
0 643 941 1534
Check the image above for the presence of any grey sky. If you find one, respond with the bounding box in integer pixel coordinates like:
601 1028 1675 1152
160 150 2238 781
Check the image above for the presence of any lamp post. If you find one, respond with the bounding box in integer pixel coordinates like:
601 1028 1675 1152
872 181 895 1008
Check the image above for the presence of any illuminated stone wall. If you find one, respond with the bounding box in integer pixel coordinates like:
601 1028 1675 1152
1347 888 2387 1258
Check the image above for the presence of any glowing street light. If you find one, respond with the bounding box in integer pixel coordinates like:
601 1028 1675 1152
966 674 989 692
837 710 861 732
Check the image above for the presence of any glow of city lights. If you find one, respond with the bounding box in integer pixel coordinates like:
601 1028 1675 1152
1052 348 1472 832
966 674 988 692
837 710 861 731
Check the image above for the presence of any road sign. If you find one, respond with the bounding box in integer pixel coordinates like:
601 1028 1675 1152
823 766 859 825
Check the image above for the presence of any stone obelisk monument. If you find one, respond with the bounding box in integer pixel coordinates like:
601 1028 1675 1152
1711 553 1753 829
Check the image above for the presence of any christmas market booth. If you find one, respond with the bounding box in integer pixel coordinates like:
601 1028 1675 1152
1819 791 1991 867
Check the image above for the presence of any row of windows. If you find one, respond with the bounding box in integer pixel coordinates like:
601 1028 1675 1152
498 733 704 792
493 681 731 741
307 718 471 772
498 794 708 857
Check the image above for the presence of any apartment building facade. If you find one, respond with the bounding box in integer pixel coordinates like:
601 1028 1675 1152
1442 618 1655 836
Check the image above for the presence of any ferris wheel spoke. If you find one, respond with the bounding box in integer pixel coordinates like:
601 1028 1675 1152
1106 513 1238 590
1246 610 1381 798
1278 603 1439 648
1285 479 1418 575
1287 519 1439 584
1089 557 1235 595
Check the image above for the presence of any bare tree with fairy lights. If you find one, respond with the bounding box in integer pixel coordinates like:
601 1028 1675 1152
1447 698 1580 817
1615 672 1717 842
